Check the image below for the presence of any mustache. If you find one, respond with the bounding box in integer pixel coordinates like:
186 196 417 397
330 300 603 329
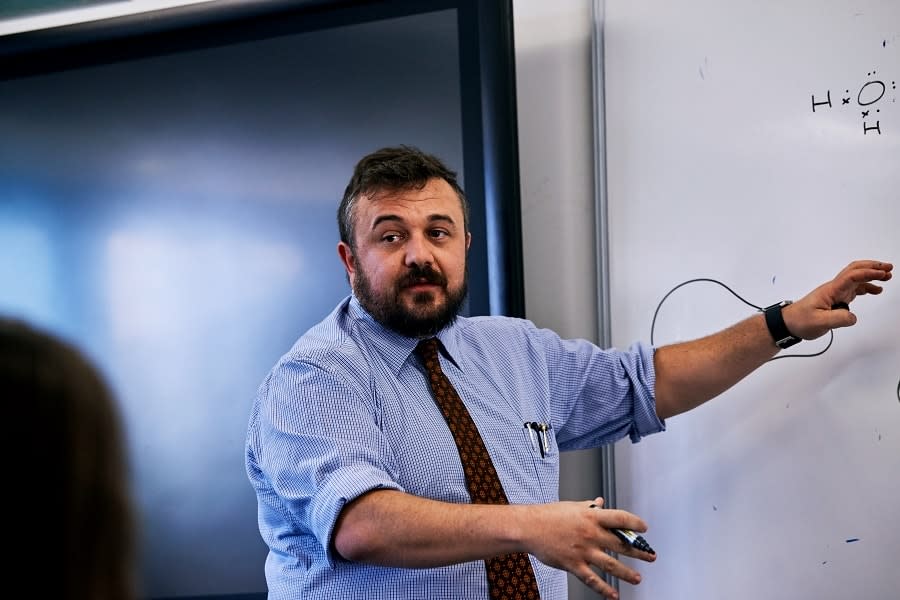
398 264 447 289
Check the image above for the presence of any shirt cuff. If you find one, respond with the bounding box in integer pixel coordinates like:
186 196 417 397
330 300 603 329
627 342 666 442
309 464 404 568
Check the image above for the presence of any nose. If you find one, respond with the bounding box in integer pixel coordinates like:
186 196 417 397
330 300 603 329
404 232 434 268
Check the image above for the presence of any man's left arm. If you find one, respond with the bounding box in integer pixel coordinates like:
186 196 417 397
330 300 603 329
653 259 893 420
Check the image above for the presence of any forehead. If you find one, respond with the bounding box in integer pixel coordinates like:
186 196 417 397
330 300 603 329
356 178 463 225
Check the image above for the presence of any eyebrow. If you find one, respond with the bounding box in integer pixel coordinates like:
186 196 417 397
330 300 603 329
370 213 457 230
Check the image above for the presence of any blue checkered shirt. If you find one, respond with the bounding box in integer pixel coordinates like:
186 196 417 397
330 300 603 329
245 295 664 599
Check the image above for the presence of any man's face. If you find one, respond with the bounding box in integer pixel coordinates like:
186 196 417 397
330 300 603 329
337 177 471 338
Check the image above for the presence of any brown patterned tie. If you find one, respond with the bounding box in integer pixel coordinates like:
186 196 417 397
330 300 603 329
415 338 541 600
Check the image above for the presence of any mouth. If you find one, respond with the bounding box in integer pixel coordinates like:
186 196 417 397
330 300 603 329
403 279 442 293
399 268 447 293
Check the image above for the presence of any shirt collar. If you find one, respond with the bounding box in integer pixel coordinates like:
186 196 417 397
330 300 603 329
347 294 464 375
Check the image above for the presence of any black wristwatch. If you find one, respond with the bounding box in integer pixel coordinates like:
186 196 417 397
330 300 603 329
763 300 802 349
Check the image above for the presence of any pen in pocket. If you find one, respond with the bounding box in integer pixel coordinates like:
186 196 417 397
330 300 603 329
523 421 552 458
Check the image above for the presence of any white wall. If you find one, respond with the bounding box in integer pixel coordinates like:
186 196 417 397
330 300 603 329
513 2 603 599
514 0 598 342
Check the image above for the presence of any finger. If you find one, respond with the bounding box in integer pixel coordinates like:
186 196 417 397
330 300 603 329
588 549 644 585
572 563 621 599
855 282 885 295
840 260 893 275
827 310 857 328
839 270 891 295
592 507 649 533
831 273 888 303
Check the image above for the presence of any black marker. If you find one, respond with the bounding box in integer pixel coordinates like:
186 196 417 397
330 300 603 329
589 503 656 555
612 528 656 555
832 301 850 310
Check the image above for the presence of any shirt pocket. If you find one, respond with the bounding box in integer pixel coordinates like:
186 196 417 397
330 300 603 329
520 421 559 503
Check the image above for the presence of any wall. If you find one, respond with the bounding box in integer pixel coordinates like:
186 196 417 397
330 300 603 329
513 2 603 599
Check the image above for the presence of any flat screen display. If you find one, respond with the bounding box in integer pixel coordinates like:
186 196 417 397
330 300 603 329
1 2 521 596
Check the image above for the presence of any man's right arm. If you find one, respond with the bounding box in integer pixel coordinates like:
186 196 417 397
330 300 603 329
334 489 655 599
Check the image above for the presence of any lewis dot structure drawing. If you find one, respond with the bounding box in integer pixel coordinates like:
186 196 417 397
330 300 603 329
810 39 897 136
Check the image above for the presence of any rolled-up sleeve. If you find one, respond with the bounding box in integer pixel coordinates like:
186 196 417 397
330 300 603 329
619 342 666 442
253 359 404 567
537 327 666 450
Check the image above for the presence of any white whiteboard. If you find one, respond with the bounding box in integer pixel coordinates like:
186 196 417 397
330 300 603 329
601 1 899 599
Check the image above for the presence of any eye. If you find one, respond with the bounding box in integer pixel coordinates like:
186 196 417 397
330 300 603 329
429 229 450 240
380 232 403 244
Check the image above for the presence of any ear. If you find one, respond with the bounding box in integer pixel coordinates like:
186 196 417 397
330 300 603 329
337 242 356 282
465 231 472 251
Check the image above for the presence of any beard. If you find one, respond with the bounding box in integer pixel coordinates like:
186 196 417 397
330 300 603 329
354 262 468 338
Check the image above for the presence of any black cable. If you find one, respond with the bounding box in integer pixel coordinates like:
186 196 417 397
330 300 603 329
650 278 761 344
649 277 834 361
766 329 834 361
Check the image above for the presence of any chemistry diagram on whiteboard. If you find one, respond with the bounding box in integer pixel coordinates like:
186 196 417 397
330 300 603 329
811 70 896 135
810 48 897 136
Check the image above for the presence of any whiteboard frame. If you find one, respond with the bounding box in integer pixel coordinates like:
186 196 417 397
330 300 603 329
590 0 619 591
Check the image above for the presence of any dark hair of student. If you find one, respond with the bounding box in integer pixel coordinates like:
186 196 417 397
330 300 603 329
1 318 136 600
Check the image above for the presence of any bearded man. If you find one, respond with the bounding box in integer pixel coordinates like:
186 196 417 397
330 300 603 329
245 145 892 600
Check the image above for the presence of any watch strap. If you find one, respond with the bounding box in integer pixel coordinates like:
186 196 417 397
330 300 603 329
763 301 801 349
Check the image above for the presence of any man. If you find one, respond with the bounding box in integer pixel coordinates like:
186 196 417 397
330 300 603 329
245 146 892 600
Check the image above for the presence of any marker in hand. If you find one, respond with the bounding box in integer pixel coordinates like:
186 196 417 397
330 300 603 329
589 503 656 555
611 527 655 554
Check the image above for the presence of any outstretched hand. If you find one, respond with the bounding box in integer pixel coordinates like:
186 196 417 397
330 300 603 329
525 497 655 600
784 260 892 341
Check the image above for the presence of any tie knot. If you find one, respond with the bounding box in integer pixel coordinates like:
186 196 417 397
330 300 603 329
415 338 440 363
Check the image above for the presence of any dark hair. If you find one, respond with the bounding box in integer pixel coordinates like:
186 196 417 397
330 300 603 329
1 318 135 600
337 145 469 248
